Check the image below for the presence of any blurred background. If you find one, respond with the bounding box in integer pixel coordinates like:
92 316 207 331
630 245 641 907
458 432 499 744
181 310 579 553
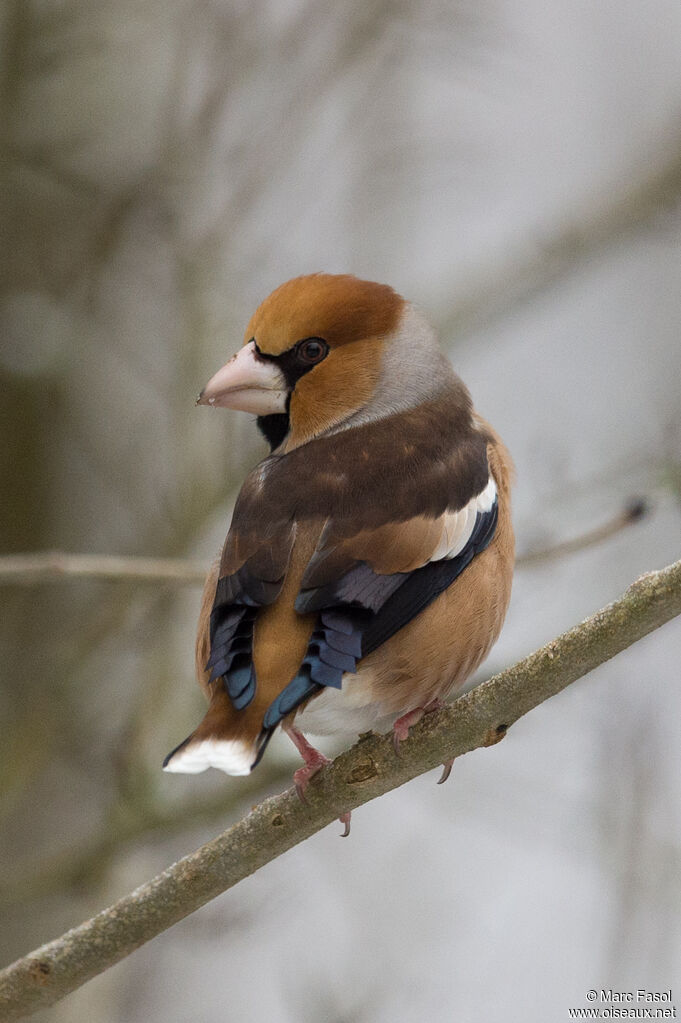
2 1 681 1020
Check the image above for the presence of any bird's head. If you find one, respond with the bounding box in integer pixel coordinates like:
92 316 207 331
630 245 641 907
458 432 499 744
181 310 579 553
197 273 453 450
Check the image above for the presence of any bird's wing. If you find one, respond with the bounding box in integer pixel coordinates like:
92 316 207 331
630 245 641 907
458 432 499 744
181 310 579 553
259 471 498 730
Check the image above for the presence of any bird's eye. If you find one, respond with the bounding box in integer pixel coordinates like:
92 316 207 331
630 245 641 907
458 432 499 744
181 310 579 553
296 338 328 365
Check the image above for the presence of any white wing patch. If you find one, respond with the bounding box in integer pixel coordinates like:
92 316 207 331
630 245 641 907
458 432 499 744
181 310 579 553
432 475 497 562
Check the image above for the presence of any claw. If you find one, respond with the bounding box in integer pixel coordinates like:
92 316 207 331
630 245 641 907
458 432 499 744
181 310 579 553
437 759 455 785
292 754 330 803
285 723 351 835
392 709 423 754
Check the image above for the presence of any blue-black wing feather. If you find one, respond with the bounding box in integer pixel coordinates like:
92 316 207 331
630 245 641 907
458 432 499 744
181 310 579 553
207 562 285 714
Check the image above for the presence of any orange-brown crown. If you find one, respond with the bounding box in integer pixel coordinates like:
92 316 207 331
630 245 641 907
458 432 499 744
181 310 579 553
244 274 403 355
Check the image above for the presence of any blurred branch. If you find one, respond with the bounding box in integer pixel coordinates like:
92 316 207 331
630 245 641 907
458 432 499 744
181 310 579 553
0 498 649 585
0 758 291 913
516 498 649 567
0 551 207 585
440 137 681 341
2 558 681 1020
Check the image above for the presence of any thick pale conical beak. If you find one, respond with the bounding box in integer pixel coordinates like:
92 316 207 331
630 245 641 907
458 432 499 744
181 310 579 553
196 341 288 415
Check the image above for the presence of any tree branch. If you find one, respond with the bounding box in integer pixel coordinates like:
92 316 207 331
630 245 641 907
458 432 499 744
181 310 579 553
1 559 680 1020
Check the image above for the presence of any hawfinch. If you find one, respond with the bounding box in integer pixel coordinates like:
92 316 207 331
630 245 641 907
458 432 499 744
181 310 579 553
164 274 514 831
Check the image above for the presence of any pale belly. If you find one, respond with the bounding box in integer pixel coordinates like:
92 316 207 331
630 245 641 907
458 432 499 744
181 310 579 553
294 669 397 738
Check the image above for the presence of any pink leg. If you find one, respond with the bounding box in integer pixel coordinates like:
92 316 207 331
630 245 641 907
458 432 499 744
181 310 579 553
283 724 330 801
392 699 455 783
283 724 352 837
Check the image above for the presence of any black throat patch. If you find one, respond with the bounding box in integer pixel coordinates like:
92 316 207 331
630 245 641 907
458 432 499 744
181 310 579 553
257 411 290 450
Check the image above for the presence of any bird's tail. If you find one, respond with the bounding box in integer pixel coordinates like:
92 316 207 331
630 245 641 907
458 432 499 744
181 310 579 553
162 685 270 776
163 558 272 776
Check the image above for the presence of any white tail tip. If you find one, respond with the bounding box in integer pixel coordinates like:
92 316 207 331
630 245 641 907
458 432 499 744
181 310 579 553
163 738 254 776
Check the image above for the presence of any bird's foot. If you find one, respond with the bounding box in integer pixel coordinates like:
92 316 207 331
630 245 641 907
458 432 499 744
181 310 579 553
392 699 445 754
393 700 454 783
291 751 331 802
284 724 351 836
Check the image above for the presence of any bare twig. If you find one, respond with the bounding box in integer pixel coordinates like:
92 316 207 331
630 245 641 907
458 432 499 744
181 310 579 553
1 558 680 1021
